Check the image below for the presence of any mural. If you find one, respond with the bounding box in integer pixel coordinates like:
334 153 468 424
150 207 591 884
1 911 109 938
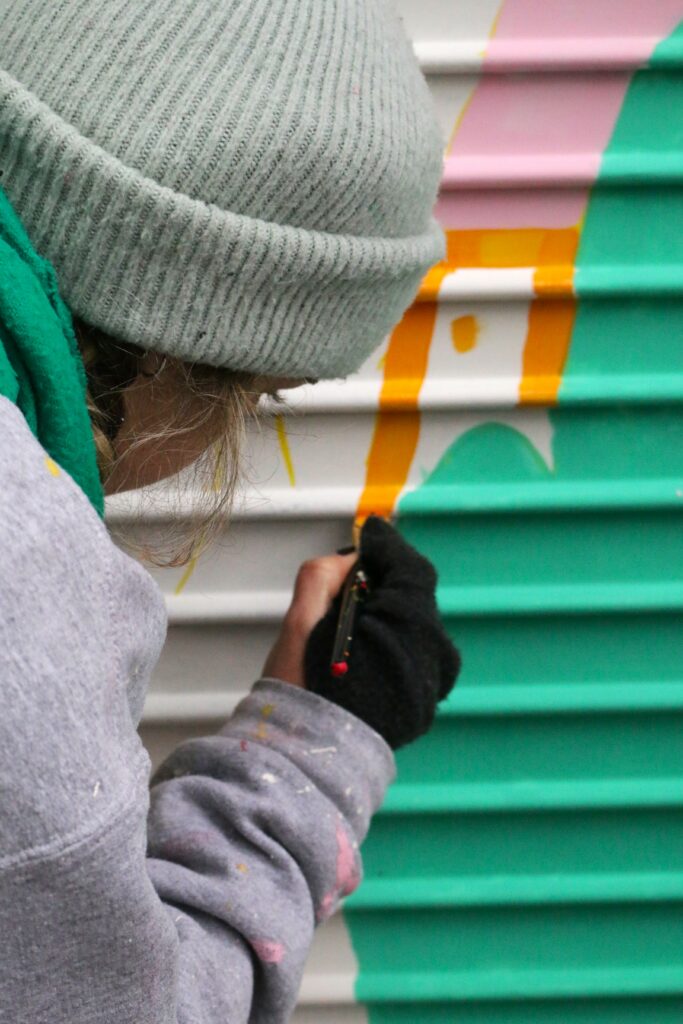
346 5 683 1024
129 3 683 1020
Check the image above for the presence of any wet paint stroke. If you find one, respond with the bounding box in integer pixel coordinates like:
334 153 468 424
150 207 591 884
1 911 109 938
355 267 447 524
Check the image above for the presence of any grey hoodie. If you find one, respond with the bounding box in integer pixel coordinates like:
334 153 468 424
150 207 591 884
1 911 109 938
0 396 396 1023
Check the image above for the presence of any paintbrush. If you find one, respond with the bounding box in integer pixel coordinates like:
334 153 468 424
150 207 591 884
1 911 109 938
330 561 369 678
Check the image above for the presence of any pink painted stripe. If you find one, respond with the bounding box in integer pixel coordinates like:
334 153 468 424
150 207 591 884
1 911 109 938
435 190 588 230
481 36 660 71
446 75 633 163
442 153 602 189
487 0 683 47
437 0 683 233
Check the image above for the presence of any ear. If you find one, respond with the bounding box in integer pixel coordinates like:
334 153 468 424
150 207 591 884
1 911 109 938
139 351 169 380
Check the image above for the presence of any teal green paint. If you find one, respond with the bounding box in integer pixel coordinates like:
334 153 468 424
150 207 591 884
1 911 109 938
417 422 551 483
569 22 683 391
364 804 683 880
563 21 683 402
366 998 683 1024
346 20 683 1023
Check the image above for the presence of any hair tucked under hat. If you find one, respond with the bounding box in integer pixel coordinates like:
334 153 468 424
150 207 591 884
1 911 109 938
0 0 445 380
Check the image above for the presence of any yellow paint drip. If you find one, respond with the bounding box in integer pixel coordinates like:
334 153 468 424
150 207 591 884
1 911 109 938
275 414 296 487
451 315 479 354
174 555 198 596
44 456 60 477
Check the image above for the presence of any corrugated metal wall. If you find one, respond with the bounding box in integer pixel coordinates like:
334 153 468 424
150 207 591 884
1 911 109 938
108 2 683 1020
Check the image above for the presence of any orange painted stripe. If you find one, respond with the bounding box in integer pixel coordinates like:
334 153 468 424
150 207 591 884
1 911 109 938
445 227 579 270
355 223 581 527
415 227 580 300
521 234 579 404
355 267 447 524
533 263 575 296
520 297 577 405
419 227 580 406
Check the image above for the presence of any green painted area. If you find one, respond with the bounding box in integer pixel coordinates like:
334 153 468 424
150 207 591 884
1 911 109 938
347 19 683 1023
365 998 683 1024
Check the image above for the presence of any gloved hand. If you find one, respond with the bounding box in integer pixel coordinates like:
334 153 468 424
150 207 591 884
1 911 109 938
304 516 461 749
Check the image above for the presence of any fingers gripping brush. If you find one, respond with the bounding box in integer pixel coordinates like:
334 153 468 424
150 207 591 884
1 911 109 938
306 516 461 749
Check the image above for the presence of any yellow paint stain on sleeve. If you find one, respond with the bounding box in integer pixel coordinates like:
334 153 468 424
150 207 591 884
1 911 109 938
451 315 479 354
275 414 296 487
261 703 275 719
44 456 60 477
236 863 249 874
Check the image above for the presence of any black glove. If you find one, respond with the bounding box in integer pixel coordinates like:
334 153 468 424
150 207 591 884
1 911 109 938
304 515 461 749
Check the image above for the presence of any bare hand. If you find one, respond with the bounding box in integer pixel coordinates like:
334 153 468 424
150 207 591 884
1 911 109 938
262 552 357 687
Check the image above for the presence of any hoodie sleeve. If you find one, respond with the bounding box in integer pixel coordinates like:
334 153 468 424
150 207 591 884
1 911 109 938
147 680 395 1022
0 397 396 1024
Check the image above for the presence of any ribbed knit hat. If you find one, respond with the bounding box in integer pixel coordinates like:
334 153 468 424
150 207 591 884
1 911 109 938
0 1 445 379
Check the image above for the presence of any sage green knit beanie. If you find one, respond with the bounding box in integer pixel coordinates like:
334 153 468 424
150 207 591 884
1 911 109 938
0 1 445 379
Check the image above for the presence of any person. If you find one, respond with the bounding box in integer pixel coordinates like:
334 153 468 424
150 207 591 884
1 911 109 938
0 3 460 1021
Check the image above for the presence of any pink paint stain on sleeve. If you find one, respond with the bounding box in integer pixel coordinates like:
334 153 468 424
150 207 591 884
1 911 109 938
317 822 360 923
335 822 360 897
251 939 285 964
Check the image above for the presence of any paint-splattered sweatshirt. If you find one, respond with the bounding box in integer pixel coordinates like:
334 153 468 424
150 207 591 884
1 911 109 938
0 396 396 1024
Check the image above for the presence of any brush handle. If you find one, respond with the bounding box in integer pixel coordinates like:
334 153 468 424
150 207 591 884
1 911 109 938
330 565 368 677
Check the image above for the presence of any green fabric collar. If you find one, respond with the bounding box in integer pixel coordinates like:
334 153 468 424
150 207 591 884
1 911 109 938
0 187 104 516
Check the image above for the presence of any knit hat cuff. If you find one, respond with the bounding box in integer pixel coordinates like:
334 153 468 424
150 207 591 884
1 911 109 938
0 70 445 379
